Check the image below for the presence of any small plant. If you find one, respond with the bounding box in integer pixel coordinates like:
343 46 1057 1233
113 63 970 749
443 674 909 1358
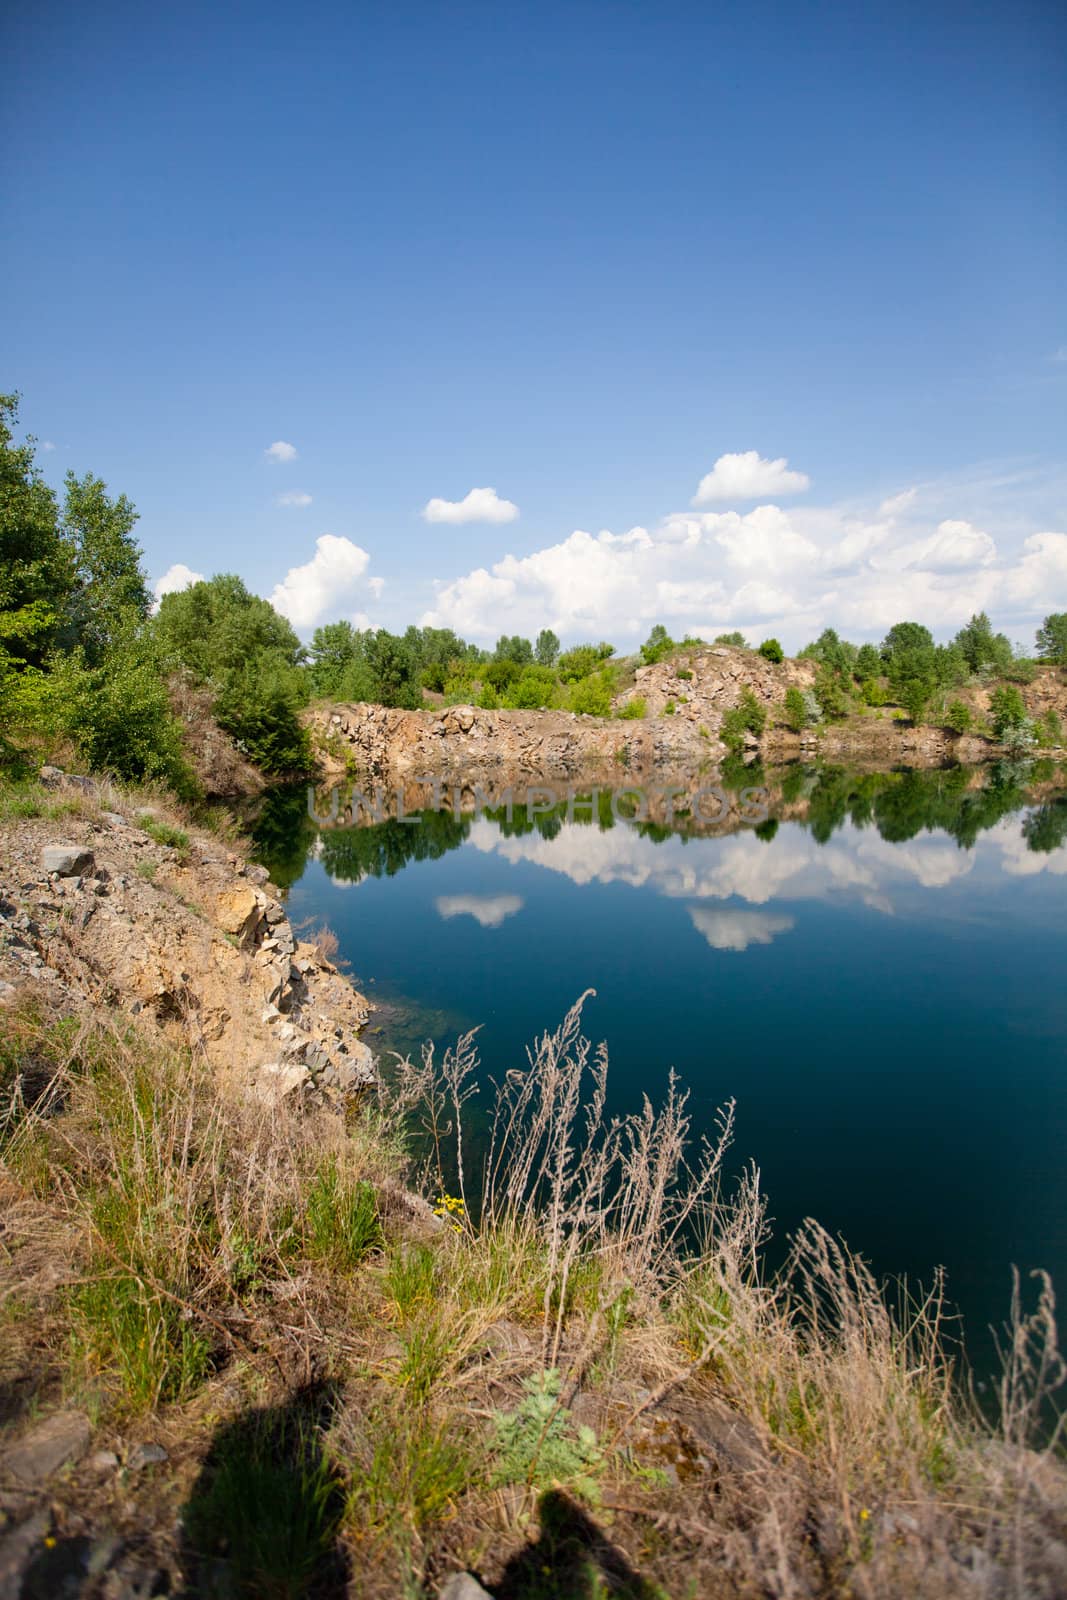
136 859 158 881
491 1369 604 1502
758 638 784 664
138 814 190 854
675 667 693 681
664 700 676 715
303 1158 381 1268
615 697 646 720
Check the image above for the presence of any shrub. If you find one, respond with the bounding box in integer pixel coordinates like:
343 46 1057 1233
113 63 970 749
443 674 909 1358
506 665 557 709
783 686 806 732
813 665 850 721
714 631 746 647
664 700 675 715
758 638 784 664
899 678 931 727
945 700 973 736
566 670 614 716
616 697 646 720
721 689 766 751
989 684 1028 740
676 667 693 680
557 644 603 682
640 624 674 666
861 676 887 706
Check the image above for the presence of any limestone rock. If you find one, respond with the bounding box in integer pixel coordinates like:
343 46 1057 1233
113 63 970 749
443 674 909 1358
250 1060 310 1105
41 843 95 877
214 885 263 943
439 1575 494 1600
0 1409 91 1485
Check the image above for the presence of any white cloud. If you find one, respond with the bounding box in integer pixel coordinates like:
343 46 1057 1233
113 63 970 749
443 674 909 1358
265 440 298 463
879 487 917 516
1002 531 1067 608
269 535 372 628
692 451 810 506
435 893 524 927
367 576 386 597
41 440 56 452
422 487 520 525
879 518 998 573
152 563 205 609
277 491 312 508
688 908 795 951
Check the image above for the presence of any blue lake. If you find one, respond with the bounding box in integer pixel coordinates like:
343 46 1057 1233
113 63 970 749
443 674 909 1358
252 766 1067 1379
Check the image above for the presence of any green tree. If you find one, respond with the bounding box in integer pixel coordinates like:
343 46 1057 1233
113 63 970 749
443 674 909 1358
0 394 72 667
758 638 784 664
881 621 935 663
640 624 674 665
494 634 533 665
308 621 357 698
60 472 151 664
534 628 560 667
953 612 1012 676
989 684 1031 744
557 644 604 682
854 643 881 680
800 627 857 674
1035 613 1067 663
154 575 311 773
714 631 746 647
899 678 931 727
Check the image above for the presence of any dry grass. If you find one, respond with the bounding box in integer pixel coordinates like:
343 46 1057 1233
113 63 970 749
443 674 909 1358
1 988 1064 1598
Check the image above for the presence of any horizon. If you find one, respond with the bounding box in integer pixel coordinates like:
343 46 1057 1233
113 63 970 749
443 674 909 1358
4 0 1065 652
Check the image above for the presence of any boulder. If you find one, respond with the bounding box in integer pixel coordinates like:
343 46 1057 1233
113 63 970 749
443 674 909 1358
41 844 95 877
250 1060 310 1105
214 885 263 943
0 1409 91 1485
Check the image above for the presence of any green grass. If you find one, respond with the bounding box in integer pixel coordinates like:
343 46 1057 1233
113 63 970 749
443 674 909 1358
184 1403 344 1599
138 814 190 853
303 1157 382 1268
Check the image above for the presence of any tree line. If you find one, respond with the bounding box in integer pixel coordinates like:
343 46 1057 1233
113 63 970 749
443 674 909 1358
3 394 1065 792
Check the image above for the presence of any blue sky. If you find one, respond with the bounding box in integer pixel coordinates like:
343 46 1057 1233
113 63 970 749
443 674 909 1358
4 0 1066 648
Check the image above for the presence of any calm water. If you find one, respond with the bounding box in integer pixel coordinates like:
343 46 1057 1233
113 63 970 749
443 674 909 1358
252 765 1067 1377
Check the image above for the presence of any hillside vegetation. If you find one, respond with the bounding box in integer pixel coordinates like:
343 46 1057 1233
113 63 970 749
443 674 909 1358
4 394 1066 801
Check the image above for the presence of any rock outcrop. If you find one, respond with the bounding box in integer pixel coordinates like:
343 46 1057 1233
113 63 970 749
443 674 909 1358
0 771 376 1110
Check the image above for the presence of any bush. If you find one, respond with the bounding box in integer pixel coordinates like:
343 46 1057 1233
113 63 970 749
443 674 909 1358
557 645 603 683
721 689 766 751
861 676 887 706
989 684 1027 739
945 700 973 736
714 631 746 648
616 697 646 720
506 665 557 709
566 670 614 716
783 686 806 732
640 624 674 666
758 638 784 664
814 665 850 721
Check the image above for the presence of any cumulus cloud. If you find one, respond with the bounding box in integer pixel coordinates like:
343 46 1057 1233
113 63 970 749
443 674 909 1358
367 576 386 598
277 491 312 508
435 893 524 927
688 908 795 951
880 519 998 573
269 535 372 628
265 440 297 463
692 450 810 505
422 486 519 525
152 563 205 609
